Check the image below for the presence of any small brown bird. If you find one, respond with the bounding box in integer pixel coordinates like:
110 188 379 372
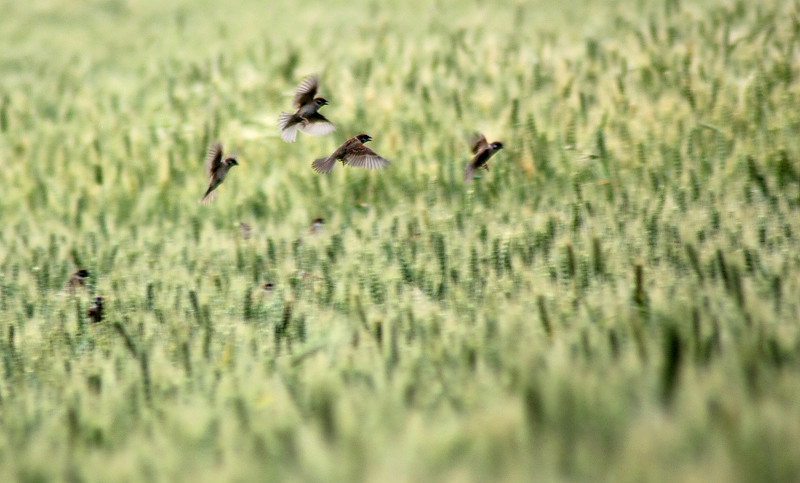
312 134 390 173
200 142 238 203
278 75 336 143
309 217 324 234
464 134 504 182
65 269 90 293
87 296 104 323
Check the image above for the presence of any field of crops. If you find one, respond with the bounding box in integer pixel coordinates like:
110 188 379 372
2 0 800 480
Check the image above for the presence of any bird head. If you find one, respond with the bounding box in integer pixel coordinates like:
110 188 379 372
225 156 239 166
315 97 329 107
312 217 325 224
356 133 372 143
76 269 90 278
491 141 504 150
93 296 104 304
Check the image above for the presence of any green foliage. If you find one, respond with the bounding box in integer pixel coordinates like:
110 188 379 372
2 0 800 480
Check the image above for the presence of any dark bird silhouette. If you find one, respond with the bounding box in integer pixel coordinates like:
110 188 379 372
200 142 238 203
87 296 104 323
278 75 335 143
312 134 389 173
464 134 503 182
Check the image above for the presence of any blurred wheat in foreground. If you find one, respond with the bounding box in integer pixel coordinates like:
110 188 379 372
0 0 799 481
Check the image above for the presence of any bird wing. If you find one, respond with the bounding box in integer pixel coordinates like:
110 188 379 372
205 142 224 178
293 75 319 108
344 144 390 169
465 148 493 182
470 133 488 154
298 112 336 136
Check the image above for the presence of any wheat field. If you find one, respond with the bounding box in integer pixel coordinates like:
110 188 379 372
1 0 800 481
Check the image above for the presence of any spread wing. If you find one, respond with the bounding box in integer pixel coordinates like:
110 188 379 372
293 75 319 108
205 142 224 179
470 133 488 154
298 112 336 136
344 144 390 169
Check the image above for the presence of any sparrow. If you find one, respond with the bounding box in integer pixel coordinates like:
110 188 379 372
312 134 390 173
278 75 336 143
309 217 324 234
65 269 90 293
200 142 238 203
464 134 503 182
87 296 104 323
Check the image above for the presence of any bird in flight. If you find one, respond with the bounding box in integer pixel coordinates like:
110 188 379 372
464 134 503 182
278 75 336 143
200 141 238 203
311 134 389 173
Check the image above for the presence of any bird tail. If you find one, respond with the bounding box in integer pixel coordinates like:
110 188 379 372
199 188 217 204
278 113 300 143
464 164 475 183
312 156 337 174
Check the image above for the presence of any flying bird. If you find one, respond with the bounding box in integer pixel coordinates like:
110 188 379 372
200 142 238 203
65 269 90 293
87 296 104 323
311 134 389 173
464 134 503 182
278 75 336 143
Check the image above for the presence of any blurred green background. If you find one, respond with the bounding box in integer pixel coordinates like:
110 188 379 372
1 0 799 481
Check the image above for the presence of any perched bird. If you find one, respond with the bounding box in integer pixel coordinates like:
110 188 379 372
464 134 504 182
200 142 238 203
278 75 336 143
87 296 104 323
309 217 324 234
65 269 90 293
312 134 390 173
